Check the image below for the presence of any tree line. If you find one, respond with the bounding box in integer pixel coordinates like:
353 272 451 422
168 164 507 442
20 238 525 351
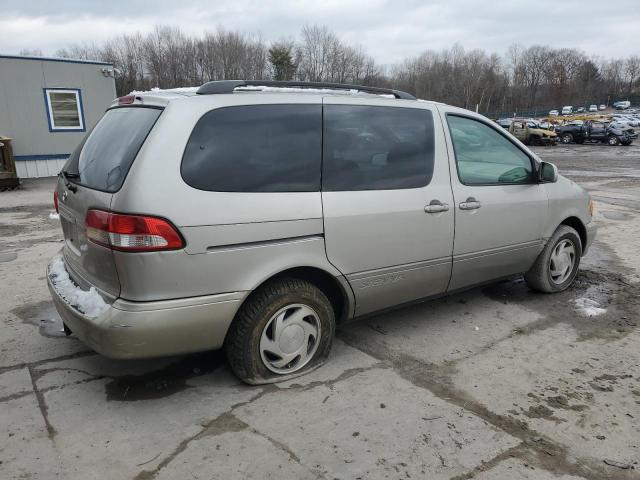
47 24 640 116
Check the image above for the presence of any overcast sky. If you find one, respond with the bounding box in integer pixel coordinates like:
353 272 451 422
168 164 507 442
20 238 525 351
1 0 638 65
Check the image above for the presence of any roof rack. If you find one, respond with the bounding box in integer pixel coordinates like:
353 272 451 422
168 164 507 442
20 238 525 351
196 80 416 100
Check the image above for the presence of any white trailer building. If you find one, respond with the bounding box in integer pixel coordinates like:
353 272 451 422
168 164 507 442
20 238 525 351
0 54 116 178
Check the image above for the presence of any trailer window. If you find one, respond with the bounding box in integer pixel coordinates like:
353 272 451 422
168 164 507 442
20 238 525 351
44 89 85 131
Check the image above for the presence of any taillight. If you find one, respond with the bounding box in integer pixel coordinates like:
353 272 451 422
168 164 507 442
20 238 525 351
53 191 59 213
85 209 184 252
118 95 135 105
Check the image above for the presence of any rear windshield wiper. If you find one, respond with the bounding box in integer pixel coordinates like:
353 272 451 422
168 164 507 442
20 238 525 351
60 170 78 192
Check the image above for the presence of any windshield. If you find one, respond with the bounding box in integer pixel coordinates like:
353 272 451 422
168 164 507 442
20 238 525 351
64 107 162 192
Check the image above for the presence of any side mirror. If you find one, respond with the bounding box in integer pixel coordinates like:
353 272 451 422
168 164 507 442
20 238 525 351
539 161 558 183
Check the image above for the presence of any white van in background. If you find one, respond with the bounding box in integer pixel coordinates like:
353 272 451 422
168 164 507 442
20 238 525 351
561 106 573 115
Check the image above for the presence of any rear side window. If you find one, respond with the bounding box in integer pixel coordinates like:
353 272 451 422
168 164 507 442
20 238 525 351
322 105 434 191
65 107 161 192
182 105 322 192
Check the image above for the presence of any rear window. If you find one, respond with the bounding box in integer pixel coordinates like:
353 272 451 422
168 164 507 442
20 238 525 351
322 105 434 191
181 104 322 192
64 107 161 192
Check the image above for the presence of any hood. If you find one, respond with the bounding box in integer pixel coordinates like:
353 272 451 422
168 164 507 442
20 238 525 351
531 128 556 137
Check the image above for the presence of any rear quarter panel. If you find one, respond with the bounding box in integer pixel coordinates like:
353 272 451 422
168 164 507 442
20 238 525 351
109 94 342 302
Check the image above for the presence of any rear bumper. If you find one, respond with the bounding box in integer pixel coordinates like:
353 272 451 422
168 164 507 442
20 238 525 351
46 254 244 359
583 220 597 256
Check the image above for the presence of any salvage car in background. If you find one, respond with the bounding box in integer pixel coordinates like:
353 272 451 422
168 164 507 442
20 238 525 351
555 120 636 145
509 119 558 145
614 100 631 110
496 118 513 129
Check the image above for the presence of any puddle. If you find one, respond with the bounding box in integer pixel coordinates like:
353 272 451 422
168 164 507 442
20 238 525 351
11 300 69 338
0 251 18 263
601 210 632 221
105 351 226 402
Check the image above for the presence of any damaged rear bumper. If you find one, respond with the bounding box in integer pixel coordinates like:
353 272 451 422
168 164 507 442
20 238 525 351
46 254 244 359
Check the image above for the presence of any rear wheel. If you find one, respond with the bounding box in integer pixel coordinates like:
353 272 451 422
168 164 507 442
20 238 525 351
561 133 573 144
608 135 619 146
225 278 335 384
524 225 582 293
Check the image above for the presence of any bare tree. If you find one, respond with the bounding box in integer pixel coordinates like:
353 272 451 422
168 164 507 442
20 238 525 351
52 23 639 110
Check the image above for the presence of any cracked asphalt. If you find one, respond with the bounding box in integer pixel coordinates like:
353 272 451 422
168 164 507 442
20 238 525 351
1 142 640 479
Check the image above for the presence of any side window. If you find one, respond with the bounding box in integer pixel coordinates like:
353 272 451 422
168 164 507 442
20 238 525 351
322 105 434 191
447 115 534 185
181 104 321 192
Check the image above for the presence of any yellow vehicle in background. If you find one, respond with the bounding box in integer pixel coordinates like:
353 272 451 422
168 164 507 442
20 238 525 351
509 118 558 145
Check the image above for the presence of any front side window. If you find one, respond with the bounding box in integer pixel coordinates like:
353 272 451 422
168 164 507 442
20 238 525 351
447 115 534 185
44 89 84 131
323 105 434 191
182 105 322 192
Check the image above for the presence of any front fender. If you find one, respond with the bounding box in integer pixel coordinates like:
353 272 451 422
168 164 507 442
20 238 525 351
542 175 592 242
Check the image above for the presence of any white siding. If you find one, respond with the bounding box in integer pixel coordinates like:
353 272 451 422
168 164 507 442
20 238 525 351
15 158 67 178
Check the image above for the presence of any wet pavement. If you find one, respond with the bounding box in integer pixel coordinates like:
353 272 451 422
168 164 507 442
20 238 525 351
1 143 639 479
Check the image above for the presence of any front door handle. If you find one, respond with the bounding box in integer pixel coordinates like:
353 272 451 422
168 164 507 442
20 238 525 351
424 200 450 213
459 197 481 210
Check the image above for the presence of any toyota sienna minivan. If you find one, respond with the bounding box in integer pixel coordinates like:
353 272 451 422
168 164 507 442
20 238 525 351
48 80 596 384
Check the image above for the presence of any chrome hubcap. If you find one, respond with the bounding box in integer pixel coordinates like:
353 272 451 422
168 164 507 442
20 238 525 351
549 239 576 284
260 304 320 374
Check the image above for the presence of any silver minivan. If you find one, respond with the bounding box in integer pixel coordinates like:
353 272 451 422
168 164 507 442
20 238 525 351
47 80 596 384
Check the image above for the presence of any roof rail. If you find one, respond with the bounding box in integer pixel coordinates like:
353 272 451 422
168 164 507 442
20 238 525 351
196 80 416 100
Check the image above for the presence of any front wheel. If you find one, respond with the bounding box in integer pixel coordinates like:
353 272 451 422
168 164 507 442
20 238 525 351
561 133 573 144
225 278 335 384
608 135 620 146
524 225 582 293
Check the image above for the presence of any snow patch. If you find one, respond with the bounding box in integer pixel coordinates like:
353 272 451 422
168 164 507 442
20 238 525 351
128 86 199 95
49 257 109 318
49 212 60 220
236 85 395 97
574 297 606 317
129 85 396 98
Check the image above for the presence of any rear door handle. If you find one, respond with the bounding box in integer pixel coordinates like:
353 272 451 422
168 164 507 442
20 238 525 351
459 197 481 210
424 200 450 213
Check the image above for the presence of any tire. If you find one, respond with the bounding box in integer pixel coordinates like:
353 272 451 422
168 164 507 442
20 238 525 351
524 225 582 293
225 277 335 385
561 133 573 144
608 135 619 146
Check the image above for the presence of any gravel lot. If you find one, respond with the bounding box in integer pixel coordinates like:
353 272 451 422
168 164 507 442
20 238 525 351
1 143 639 480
